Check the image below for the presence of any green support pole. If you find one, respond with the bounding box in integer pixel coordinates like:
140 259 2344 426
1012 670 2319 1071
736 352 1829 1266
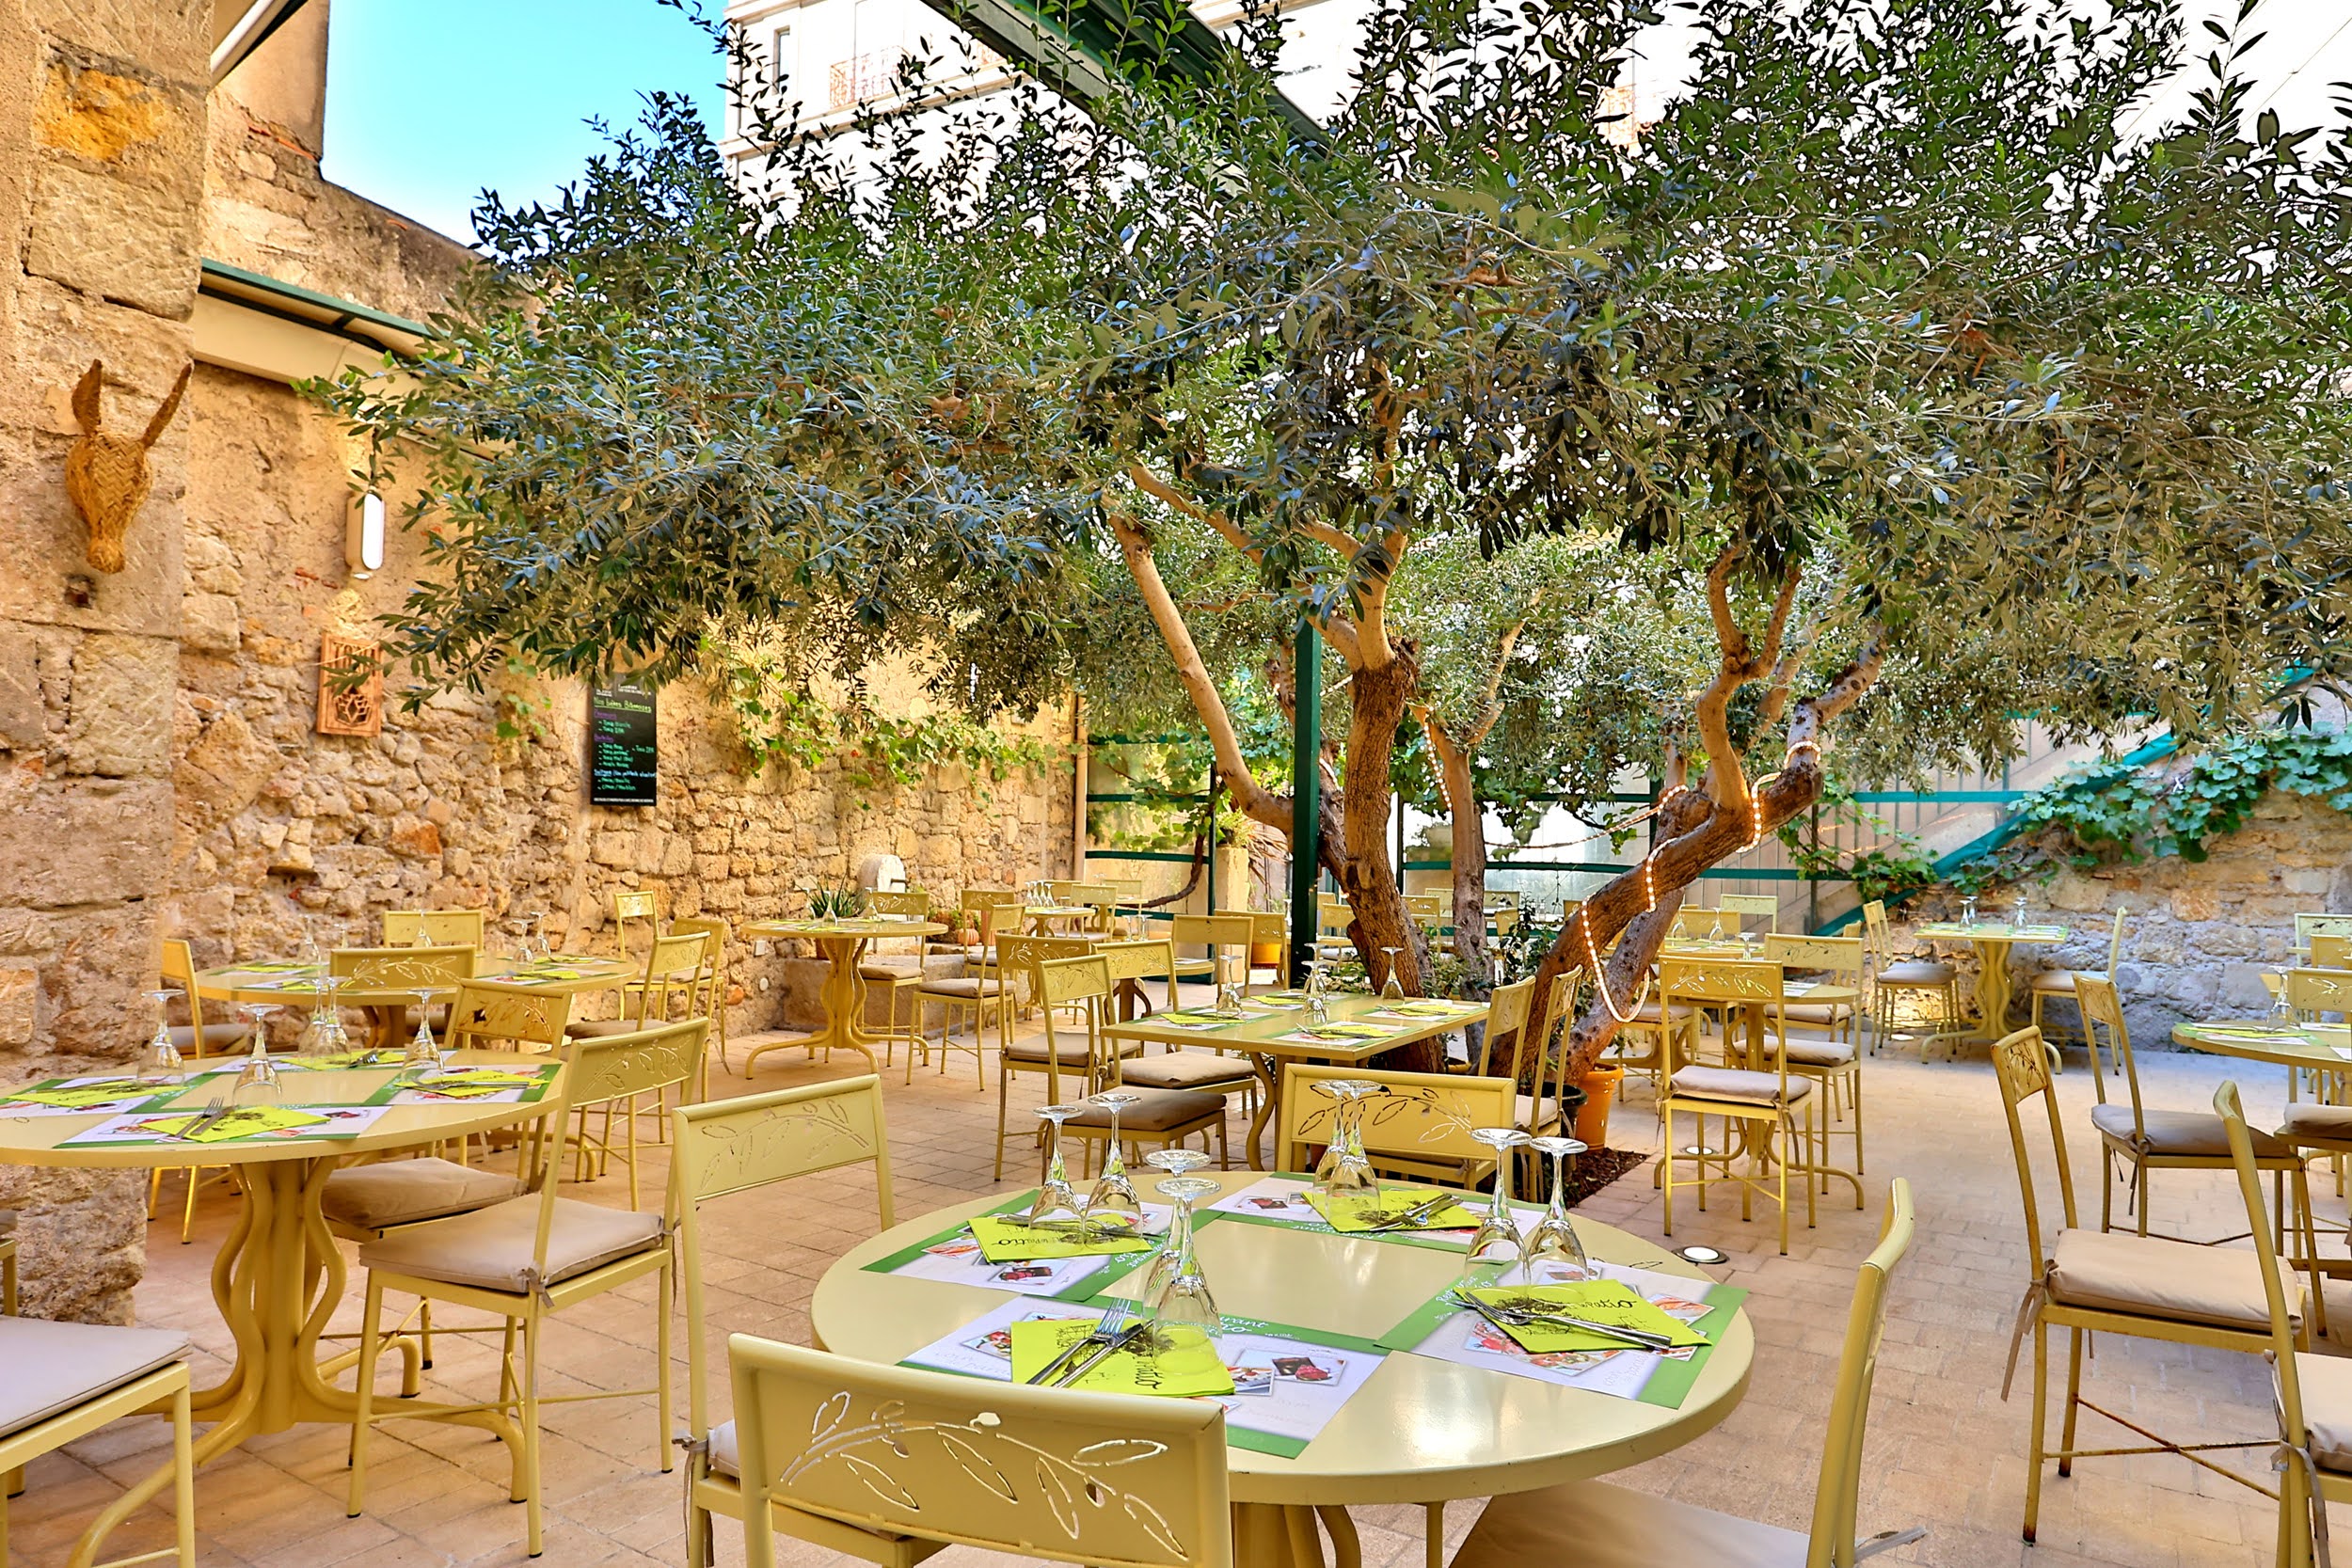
1288 623 1323 978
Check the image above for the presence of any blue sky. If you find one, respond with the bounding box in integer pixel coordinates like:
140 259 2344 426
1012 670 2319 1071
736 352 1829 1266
322 0 726 247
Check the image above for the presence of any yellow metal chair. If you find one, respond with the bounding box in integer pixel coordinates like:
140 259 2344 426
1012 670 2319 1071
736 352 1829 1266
1277 1062 1515 1191
2288 966 2352 1023
1454 974 1534 1076
1487 889 1523 940
1452 1183 1921 1568
2296 911 2352 958
1050 880 1119 932
332 943 479 1053
2028 907 2128 1049
611 888 661 958
1715 893 1780 933
1217 908 1290 990
855 894 930 1068
675 1077 895 1568
988 933 1107 1176
0 1315 197 1568
568 930 710 1195
1034 955 1228 1171
148 940 254 1243
1860 898 1958 1053
1105 938 1256 1126
1988 1025 2296 1542
2313 932 2352 969
2076 975 2308 1262
382 908 486 947
2217 1079 2352 1568
1168 912 1252 994
1656 958 1824 1255
670 916 735 1075
1761 934 1868 1180
1406 891 1448 932
728 1335 1231 1568
1314 893 1354 964
345 1019 705 1558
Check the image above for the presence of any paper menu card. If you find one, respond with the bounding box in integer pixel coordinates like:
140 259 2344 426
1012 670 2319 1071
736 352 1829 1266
967 1213 1155 1262
1206 1175 1538 1253
62 1103 391 1147
1378 1259 1743 1407
375 1065 561 1105
900 1297 1388 1457
1460 1281 1710 1354
1008 1318 1234 1398
1153 1010 1244 1032
1275 1022 1394 1046
1304 1186 1481 1234
1361 1001 1476 1022
0 1078 176 1117
862 1196 1171 1301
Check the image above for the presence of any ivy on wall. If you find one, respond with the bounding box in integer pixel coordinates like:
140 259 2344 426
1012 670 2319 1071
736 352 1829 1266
1962 729 2352 884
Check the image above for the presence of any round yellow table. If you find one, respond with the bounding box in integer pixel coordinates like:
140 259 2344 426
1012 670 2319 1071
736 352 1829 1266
198 956 636 1049
2174 1017 2352 1070
810 1170 1752 1568
0 1050 565 1566
1913 921 2070 1048
739 919 947 1075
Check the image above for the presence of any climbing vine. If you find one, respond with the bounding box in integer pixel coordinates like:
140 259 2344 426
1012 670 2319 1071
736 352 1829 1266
1959 730 2352 884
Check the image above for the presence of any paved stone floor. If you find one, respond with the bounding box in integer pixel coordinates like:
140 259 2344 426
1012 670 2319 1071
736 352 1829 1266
7 1008 2341 1568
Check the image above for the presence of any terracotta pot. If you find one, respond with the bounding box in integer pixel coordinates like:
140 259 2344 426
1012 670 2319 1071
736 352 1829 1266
1573 1065 1624 1148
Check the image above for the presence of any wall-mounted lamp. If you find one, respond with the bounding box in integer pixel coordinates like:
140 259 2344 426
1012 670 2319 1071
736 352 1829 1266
347 490 386 578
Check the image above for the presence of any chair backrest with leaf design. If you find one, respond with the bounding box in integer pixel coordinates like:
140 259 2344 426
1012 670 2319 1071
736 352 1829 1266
995 934 1096 1028
1987 1025 2074 1276
383 909 486 949
331 944 478 989
1472 976 1536 1078
1169 914 1252 985
1661 958 1787 1076
2287 967 2352 1024
1761 934 1864 986
2311 933 2352 970
612 889 662 958
2073 974 2137 1115
866 890 930 919
2296 912 2352 951
1275 1064 1514 1180
673 1077 893 1465
729 1334 1231 1568
626 931 712 1026
1718 894 1781 933
519 1020 704 1255
1035 954 1116 1101
444 979 573 1053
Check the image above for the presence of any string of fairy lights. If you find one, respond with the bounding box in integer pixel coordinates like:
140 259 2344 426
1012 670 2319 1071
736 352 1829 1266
1571 737 1821 1025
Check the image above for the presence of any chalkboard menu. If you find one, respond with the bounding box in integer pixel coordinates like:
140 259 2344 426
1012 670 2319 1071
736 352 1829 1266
588 681 658 805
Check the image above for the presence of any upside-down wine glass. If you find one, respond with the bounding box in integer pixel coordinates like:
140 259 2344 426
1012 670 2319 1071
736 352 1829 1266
139 989 184 1085
1305 959 1331 1025
398 985 454 1083
1707 910 1725 943
298 974 352 1062
1461 1127 1533 1278
1083 1091 1146 1237
1148 1175 1223 1344
1138 1148 1216 1306
1311 1079 1383 1197
2273 973 2297 1027
1378 948 1406 1000
232 1003 283 1106
2011 893 2030 930
1960 895 1979 928
1522 1134 1594 1281
1029 1104 1087 1223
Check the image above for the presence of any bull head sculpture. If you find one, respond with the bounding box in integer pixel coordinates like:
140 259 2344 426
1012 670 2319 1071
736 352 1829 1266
64 358 191 574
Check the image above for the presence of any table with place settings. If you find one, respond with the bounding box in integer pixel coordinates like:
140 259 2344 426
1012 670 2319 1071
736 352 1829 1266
1912 920 2070 1049
196 954 636 1050
810 1169 1752 1568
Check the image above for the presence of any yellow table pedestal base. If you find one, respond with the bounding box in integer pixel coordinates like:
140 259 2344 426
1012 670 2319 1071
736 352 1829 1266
1232 1501 1363 1568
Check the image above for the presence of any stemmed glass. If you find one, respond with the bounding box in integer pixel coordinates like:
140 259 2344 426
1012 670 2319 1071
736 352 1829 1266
232 1004 282 1106
139 989 184 1085
1083 1091 1145 1236
1148 1175 1223 1343
1960 895 1979 928
1304 959 1331 1025
2011 894 2030 930
1029 1104 1087 1223
1378 948 1406 1000
398 985 454 1083
1311 1080 1382 1196
1462 1127 1533 1275
1138 1148 1215 1300
1216 978 1245 1014
298 974 352 1062
2272 973 2297 1027
516 911 548 964
1707 911 1725 942
1522 1134 1594 1281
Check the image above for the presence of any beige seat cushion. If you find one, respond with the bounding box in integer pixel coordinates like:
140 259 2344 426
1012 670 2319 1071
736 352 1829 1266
1668 1066 1812 1105
358 1195 664 1294
1630 1003 1696 1024
1004 1037 1142 1068
1454 1476 1804 1568
920 977 1005 999
1877 960 1955 985
859 959 923 982
322 1157 527 1232
1066 1088 1225 1133
2281 1103 2352 1146
564 1017 663 1039
1120 1051 1253 1090
1514 1094 1561 1130
2031 969 2098 994
0 1318 188 1438
1781 1036 1855 1069
2296 1352 2352 1472
2047 1227 2288 1331
1772 1003 1852 1026
168 1022 251 1052
2090 1103 2292 1158
708 1417 742 1478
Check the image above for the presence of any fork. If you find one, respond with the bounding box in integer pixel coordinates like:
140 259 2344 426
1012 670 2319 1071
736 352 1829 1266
1026 1305 1128 1386
1053 1305 1140 1387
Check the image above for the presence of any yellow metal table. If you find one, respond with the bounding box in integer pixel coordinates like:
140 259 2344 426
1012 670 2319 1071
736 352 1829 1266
739 918 947 1074
810 1169 1751 1568
2174 1017 2352 1071
0 1051 564 1566
197 956 636 1050
1104 993 1488 1171
1913 921 2069 1048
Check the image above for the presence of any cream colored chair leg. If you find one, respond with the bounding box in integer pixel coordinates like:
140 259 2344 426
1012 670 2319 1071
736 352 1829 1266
171 1380 196 1568
2024 1318 2048 1542
657 1260 675 1474
346 1273 385 1517
1661 1106 1677 1236
522 1312 546 1558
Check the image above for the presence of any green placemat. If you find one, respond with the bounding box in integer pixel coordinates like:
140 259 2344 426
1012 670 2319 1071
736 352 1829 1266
863 1192 1191 1303
1211 1174 1534 1255
1375 1275 1747 1410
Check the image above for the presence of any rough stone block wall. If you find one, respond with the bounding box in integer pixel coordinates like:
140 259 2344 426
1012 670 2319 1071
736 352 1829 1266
1884 790 2352 1052
0 0 211 1321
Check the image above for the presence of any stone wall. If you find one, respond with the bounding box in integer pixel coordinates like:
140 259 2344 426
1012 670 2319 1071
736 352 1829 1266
0 0 212 1321
1883 788 2352 1052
